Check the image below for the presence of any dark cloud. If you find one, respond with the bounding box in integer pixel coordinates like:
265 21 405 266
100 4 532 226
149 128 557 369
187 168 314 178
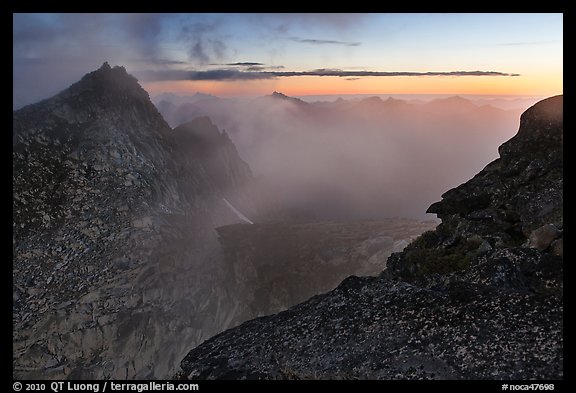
137 68 520 82
137 69 274 81
11 13 373 108
220 63 284 71
275 69 520 77
12 13 530 109
226 62 265 66
190 42 209 64
289 37 361 47
179 20 228 65
12 14 171 63
346 78 361 81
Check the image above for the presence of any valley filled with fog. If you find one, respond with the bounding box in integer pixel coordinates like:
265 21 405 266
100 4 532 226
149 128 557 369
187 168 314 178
155 93 534 220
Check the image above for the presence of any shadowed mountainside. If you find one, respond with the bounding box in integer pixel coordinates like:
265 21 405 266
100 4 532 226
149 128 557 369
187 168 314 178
13 63 259 379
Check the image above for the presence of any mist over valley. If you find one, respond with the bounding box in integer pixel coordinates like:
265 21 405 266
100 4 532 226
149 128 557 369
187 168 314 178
155 92 528 220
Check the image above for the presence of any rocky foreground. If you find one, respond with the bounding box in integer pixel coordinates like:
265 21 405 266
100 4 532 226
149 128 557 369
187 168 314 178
179 95 563 380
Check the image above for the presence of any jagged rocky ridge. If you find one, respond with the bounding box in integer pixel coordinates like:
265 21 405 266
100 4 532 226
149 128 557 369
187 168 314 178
13 63 259 379
179 95 563 380
13 63 435 379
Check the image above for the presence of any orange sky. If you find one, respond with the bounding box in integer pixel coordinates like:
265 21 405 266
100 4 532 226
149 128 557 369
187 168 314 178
143 71 562 99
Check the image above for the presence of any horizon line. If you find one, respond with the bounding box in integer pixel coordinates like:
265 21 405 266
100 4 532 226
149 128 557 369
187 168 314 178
150 91 551 99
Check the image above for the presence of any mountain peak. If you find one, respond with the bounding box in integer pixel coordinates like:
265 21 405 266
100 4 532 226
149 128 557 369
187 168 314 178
13 63 167 142
99 61 112 71
263 91 309 107
50 63 153 115
77 62 136 89
13 62 257 380
365 96 383 102
497 95 562 160
172 117 228 149
172 117 238 154
271 91 289 99
175 116 219 136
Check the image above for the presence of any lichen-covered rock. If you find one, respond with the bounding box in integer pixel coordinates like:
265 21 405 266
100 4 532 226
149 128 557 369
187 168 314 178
178 96 563 380
181 273 562 380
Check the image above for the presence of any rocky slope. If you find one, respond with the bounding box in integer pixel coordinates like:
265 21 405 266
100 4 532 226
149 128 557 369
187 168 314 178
178 95 563 380
13 63 258 379
215 219 436 318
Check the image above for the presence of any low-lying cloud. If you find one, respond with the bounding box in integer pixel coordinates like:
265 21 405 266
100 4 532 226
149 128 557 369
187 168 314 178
225 62 265 66
138 68 520 82
289 37 361 46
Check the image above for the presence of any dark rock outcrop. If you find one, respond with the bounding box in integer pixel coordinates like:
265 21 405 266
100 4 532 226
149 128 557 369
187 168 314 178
389 95 562 283
426 95 562 236
178 95 563 380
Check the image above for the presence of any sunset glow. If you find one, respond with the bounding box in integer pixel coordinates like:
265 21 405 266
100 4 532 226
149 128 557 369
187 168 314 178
13 13 562 108
142 71 562 99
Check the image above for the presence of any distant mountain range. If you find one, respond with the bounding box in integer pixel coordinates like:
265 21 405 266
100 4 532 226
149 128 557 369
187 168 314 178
291 94 544 111
152 92 542 115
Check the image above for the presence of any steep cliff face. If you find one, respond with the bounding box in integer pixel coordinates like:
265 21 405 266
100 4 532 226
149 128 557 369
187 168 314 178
427 95 562 235
172 117 253 206
389 95 563 283
13 63 256 379
179 95 563 380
